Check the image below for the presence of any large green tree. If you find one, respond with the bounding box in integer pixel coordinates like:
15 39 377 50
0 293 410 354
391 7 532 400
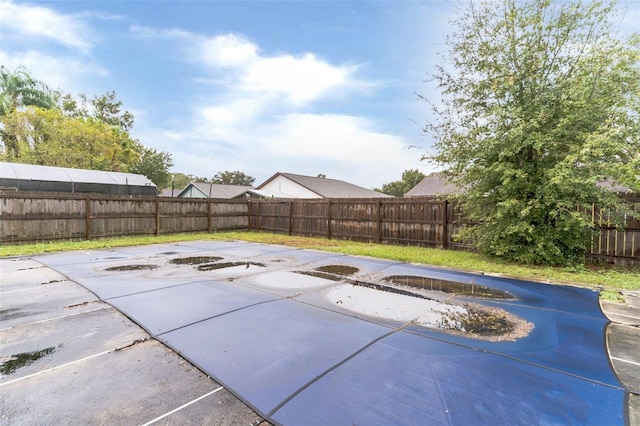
211 170 255 186
425 0 640 265
58 91 134 131
130 145 173 189
169 173 210 191
375 169 426 197
1 107 139 170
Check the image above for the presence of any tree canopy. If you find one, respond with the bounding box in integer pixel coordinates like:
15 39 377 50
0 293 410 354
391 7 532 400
425 0 640 265
375 169 427 197
0 65 55 116
129 145 174 189
1 107 139 171
211 170 256 186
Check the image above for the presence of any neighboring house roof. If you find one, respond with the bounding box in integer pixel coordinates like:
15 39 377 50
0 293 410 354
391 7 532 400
404 172 461 197
256 172 390 198
405 172 636 197
597 179 635 194
177 182 262 199
159 188 181 197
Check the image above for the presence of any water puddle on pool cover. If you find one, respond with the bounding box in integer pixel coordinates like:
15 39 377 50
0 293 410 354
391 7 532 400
314 265 360 276
313 272 530 340
384 275 512 299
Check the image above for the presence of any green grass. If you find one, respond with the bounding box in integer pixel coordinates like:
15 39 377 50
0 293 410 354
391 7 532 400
2 231 638 300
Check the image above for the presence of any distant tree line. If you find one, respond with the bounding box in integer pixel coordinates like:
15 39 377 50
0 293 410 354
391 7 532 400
375 169 426 197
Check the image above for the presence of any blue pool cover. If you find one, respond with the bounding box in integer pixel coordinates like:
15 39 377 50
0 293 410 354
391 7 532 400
35 241 628 425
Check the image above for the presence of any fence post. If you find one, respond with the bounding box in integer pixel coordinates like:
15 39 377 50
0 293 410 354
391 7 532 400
442 199 448 250
85 196 91 240
288 201 293 235
377 200 382 243
207 199 212 233
327 200 332 239
155 198 160 235
256 201 261 232
247 199 252 231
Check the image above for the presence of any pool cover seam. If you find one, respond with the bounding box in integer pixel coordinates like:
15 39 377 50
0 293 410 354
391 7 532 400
458 297 611 320
154 298 281 337
400 327 627 391
265 322 412 418
101 278 241 302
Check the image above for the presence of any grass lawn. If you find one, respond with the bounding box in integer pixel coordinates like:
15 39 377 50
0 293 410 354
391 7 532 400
2 231 638 302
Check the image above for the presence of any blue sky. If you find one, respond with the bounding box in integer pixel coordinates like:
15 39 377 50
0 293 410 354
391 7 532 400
1 1 638 188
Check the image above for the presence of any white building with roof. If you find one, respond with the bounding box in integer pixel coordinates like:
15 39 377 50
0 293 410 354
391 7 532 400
0 162 157 196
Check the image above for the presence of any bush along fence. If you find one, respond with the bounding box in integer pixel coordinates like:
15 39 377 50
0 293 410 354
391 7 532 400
1 193 638 266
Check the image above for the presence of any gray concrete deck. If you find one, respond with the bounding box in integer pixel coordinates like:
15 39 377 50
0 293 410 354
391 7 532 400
602 291 640 426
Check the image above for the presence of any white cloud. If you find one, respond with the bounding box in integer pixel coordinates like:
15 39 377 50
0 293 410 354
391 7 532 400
242 53 357 105
199 34 259 67
132 26 368 106
0 50 108 91
0 0 93 53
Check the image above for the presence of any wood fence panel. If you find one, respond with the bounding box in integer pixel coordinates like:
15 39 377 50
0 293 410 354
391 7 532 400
0 194 85 242
90 198 156 237
291 200 327 237
380 199 444 247
587 197 640 265
210 200 249 231
159 199 209 234
249 200 290 233
331 200 375 241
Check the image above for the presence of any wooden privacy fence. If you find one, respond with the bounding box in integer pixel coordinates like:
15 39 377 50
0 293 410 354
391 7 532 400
0 193 248 243
248 198 465 249
248 197 640 266
1 193 638 266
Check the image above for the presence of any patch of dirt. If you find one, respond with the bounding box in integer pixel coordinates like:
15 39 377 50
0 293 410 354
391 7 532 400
294 271 343 281
104 264 159 272
197 262 266 271
169 256 223 265
437 304 534 341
